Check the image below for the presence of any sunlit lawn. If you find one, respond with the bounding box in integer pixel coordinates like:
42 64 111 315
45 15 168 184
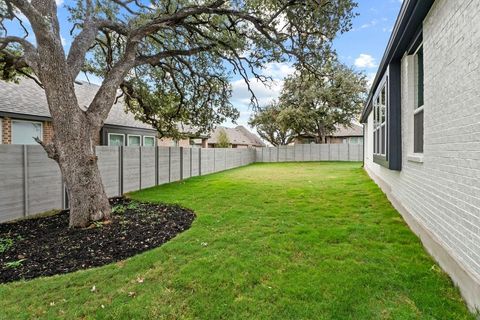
0 162 474 319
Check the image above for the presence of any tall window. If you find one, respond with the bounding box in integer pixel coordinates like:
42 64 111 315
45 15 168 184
373 78 388 157
12 120 43 144
414 45 424 153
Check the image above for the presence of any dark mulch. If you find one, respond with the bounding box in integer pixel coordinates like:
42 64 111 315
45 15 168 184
0 197 195 283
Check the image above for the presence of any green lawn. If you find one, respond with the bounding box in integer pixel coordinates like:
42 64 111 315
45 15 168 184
0 162 475 319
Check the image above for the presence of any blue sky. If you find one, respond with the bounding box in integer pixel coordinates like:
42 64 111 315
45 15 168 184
6 0 404 129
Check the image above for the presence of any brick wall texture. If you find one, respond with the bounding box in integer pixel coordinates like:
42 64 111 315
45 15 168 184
365 0 480 282
43 121 54 143
1 117 11 144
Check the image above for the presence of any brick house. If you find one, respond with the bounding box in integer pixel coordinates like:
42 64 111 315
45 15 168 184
294 123 364 145
0 78 207 147
360 0 480 310
204 125 265 148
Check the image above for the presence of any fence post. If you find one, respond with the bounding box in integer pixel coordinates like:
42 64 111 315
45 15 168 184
348 143 350 161
199 148 202 176
328 143 331 161
190 147 193 177
213 148 216 172
139 146 142 189
180 147 184 180
155 146 159 185
119 146 124 195
23 145 28 217
168 147 172 182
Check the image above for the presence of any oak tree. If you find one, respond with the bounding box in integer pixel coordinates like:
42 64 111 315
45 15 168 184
248 101 294 146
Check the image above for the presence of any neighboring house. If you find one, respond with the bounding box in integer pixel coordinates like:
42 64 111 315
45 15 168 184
156 124 209 148
205 126 265 148
360 0 479 311
294 123 364 145
0 78 157 146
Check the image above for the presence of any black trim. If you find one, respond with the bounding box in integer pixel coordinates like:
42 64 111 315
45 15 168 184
0 112 50 122
407 28 423 55
387 61 402 170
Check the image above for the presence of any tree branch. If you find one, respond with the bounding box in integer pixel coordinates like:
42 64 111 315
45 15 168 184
34 137 59 160
134 45 215 66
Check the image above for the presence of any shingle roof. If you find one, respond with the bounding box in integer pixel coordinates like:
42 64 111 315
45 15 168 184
207 125 265 147
0 78 154 130
331 123 363 137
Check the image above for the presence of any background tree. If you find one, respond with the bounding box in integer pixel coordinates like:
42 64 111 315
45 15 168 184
248 102 295 146
0 0 357 227
279 62 367 143
216 129 230 148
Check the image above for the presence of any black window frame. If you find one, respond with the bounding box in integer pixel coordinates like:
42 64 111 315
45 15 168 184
372 63 402 171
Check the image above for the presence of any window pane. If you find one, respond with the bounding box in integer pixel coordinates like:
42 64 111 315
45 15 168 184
12 121 42 144
144 136 155 147
416 46 424 108
414 110 424 153
128 135 141 146
381 87 385 106
381 125 386 155
109 134 124 146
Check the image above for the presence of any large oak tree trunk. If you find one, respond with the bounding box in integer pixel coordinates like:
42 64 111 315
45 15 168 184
40 67 111 228
57 134 111 228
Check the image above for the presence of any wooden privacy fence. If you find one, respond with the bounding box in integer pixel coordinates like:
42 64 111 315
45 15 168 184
256 143 363 162
0 143 362 223
0 145 255 223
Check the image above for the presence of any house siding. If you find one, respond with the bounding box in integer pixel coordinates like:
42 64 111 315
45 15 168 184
364 0 480 309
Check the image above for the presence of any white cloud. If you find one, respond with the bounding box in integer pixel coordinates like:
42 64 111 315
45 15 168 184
229 62 294 107
230 77 284 107
360 19 378 29
354 54 377 68
262 62 295 79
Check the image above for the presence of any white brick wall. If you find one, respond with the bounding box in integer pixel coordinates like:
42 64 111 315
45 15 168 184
365 0 480 283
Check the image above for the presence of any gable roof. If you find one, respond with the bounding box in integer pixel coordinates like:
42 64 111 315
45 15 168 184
0 78 154 130
207 126 265 147
359 0 435 123
296 123 363 138
331 123 363 137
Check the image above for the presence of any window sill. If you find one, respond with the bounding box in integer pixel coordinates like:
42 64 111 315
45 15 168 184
407 154 424 163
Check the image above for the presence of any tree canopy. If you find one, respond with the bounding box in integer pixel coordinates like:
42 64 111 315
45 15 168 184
250 61 367 145
248 101 295 146
216 128 230 147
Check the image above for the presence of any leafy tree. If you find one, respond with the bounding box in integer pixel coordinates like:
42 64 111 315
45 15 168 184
216 129 230 148
248 102 295 146
279 62 367 143
0 0 357 227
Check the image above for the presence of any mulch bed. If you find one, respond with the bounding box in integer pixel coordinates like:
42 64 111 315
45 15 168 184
0 197 195 283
